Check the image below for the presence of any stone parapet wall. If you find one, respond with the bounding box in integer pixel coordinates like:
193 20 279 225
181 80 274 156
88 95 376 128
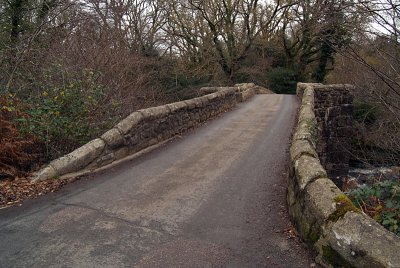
199 83 258 102
34 84 257 181
314 84 354 180
288 83 400 267
235 83 257 102
297 83 354 181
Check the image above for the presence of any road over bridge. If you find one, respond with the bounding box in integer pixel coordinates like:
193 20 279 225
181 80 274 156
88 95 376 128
0 94 317 267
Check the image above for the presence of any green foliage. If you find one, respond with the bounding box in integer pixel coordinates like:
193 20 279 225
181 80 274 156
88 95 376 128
266 67 298 94
14 67 107 160
354 102 378 125
348 180 400 236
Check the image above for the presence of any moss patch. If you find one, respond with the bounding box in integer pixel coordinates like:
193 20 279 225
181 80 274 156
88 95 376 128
322 245 355 267
328 194 361 222
307 227 320 243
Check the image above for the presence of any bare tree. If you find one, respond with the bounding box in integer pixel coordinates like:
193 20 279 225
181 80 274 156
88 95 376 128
327 0 400 164
344 0 400 119
281 0 360 82
163 0 295 79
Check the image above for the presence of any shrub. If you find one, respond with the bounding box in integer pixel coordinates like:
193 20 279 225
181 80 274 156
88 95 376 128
0 95 43 179
347 180 400 236
354 102 378 125
266 67 298 94
351 100 399 165
14 68 108 160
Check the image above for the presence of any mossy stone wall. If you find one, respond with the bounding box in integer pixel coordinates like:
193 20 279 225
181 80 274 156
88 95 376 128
288 83 400 267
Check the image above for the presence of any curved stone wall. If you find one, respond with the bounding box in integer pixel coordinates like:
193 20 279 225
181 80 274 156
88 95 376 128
288 83 400 267
33 84 258 181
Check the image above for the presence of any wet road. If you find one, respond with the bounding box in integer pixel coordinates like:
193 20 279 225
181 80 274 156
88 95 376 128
0 95 317 267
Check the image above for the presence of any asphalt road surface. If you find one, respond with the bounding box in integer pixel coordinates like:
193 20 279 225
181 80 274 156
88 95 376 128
0 94 317 267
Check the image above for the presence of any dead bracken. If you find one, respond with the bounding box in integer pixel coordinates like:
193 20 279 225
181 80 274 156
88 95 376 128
0 176 78 208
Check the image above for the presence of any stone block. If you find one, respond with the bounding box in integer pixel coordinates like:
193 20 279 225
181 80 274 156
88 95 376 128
73 138 105 162
294 121 315 144
114 147 129 160
116 112 143 134
32 165 58 181
235 83 255 91
337 117 349 127
50 138 105 175
139 105 170 119
287 185 312 240
224 88 236 95
96 152 115 166
157 121 168 132
294 135 315 149
324 212 400 268
298 105 316 125
236 92 244 102
314 108 326 118
341 104 353 114
297 83 319 99
289 178 342 244
241 88 255 101
302 88 315 106
192 113 200 122
325 107 341 118
184 99 197 109
101 128 124 148
198 95 210 107
305 178 342 225
295 155 327 191
49 142 96 175
219 89 228 97
290 139 318 163
207 92 219 101
215 90 225 98
126 133 141 146
193 98 204 108
342 95 353 103
167 101 187 113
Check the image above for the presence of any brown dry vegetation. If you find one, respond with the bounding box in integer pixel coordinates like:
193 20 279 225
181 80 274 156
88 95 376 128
0 97 43 179
328 56 400 165
0 176 74 207
0 0 399 207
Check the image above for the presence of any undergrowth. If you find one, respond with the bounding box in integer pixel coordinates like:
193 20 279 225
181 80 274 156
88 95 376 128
2 68 112 162
347 180 400 236
0 96 43 179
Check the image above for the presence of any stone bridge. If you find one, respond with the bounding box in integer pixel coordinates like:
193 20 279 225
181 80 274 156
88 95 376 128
289 83 399 267
0 83 399 267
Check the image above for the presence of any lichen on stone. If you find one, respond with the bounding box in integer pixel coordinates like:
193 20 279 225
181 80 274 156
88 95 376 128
305 118 318 146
